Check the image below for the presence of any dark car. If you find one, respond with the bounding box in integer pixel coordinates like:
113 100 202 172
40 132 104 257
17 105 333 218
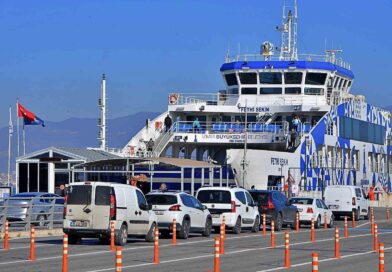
249 190 297 231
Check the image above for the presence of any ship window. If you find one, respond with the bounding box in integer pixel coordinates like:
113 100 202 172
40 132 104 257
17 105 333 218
259 72 282 84
239 72 257 84
347 81 352 88
225 74 238 86
285 87 301 94
241 87 258 95
229 88 239 95
260 88 282 95
334 77 340 88
284 72 303 84
305 73 327 85
338 78 344 89
339 116 386 145
304 88 324 95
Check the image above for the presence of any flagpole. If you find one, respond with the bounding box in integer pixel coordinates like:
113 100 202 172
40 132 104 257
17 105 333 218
23 123 26 155
8 106 12 187
16 99 20 157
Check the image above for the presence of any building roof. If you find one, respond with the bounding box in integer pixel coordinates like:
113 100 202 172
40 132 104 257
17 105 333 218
16 146 121 163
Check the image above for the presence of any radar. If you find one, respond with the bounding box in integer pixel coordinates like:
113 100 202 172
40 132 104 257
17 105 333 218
261 41 274 60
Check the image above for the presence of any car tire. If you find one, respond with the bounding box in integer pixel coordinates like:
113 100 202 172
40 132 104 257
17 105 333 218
315 216 321 229
353 209 360 221
232 217 242 234
145 223 156 242
36 214 46 227
115 224 128 246
68 234 79 245
290 214 298 230
178 219 190 239
328 215 334 228
202 218 212 237
275 213 282 231
251 216 259 233
364 207 370 220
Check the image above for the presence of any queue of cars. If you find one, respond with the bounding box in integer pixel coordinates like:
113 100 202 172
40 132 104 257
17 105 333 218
62 182 370 246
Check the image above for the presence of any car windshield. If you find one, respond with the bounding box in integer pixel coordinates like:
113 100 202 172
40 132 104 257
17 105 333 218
197 190 231 204
249 192 269 205
146 194 177 205
67 185 92 205
289 198 313 205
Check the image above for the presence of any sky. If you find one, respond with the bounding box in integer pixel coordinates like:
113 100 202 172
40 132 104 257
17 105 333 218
0 0 392 127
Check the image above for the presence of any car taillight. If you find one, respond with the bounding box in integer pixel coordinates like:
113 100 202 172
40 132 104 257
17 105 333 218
352 197 356 206
110 194 116 220
307 207 313 213
168 204 182 211
267 197 275 209
231 201 236 212
63 195 68 219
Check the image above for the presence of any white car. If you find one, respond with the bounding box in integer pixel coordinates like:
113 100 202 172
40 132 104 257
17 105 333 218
289 197 334 228
64 182 157 245
324 185 370 220
145 191 212 239
196 186 260 234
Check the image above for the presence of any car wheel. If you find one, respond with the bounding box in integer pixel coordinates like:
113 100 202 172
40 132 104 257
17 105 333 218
145 223 156 242
328 215 334 228
115 224 128 246
232 217 242 234
290 214 297 230
178 219 190 239
251 216 259 233
354 209 360 221
275 213 282 231
202 218 212 237
315 216 321 229
36 214 46 227
68 234 79 245
364 208 370 220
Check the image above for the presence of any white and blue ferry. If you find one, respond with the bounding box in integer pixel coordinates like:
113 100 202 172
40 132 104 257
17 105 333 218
120 0 391 195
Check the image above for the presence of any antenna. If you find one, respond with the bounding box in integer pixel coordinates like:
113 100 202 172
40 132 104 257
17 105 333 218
277 0 298 60
98 74 107 150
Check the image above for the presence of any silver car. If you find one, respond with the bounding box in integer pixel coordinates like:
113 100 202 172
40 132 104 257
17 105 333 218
4 192 64 227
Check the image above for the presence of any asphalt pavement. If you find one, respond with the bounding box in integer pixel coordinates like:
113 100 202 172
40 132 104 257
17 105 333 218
0 208 391 272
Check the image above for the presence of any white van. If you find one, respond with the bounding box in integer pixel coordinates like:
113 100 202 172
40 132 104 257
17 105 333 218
63 182 157 245
324 185 370 221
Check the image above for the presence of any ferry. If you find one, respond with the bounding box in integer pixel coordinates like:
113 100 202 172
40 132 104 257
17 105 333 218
119 0 392 195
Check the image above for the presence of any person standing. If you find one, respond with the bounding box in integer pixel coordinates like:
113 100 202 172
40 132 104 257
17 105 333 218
193 117 201 132
164 114 172 132
289 128 297 147
146 138 154 152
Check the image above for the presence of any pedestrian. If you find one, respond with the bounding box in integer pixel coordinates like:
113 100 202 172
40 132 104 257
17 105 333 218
145 118 149 131
292 115 300 131
146 138 154 152
164 114 172 132
193 117 201 132
289 128 297 147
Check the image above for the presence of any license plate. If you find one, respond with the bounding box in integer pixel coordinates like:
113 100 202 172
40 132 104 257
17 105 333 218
298 208 303 212
70 220 88 227
329 205 339 209
211 214 220 218
154 211 164 215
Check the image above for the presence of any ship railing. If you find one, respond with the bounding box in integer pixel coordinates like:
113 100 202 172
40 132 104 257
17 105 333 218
172 121 288 135
169 93 239 106
225 53 351 70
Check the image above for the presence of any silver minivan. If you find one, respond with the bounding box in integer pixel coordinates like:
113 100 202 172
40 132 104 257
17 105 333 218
63 182 157 245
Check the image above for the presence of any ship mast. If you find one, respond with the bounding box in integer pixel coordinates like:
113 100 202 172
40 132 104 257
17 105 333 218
278 0 298 61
